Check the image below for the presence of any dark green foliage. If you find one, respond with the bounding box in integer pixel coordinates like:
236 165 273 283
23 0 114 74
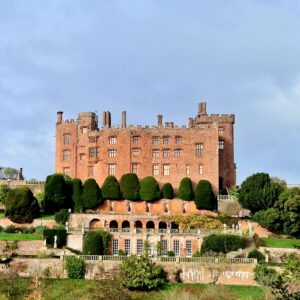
0 184 10 204
43 174 72 214
178 177 194 201
54 209 70 225
100 229 112 255
120 173 139 200
193 251 201 257
253 233 263 248
195 180 216 210
139 176 162 201
118 249 126 256
101 175 121 200
248 249 265 262
162 183 173 199
83 231 103 255
5 187 40 223
72 178 83 213
119 255 167 290
252 208 282 232
65 256 85 279
201 234 244 254
82 178 102 209
43 228 67 248
239 173 283 213
167 251 175 257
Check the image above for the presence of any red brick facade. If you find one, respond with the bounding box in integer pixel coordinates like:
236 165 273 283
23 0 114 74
55 102 235 193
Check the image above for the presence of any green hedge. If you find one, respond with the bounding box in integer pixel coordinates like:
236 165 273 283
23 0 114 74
54 209 70 225
83 231 103 255
162 183 173 199
43 228 67 248
139 176 162 201
195 180 216 210
72 178 83 213
101 176 121 199
178 177 194 200
120 173 139 200
82 178 103 209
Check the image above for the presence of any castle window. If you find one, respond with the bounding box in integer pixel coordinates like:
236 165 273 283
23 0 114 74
153 164 159 176
186 165 190 175
89 147 99 159
152 149 159 158
163 136 170 144
136 239 143 255
63 134 70 145
174 149 182 157
125 239 131 255
88 166 93 177
131 163 138 174
173 240 180 257
63 167 70 176
152 136 159 144
89 136 96 143
195 143 203 157
112 239 119 255
175 136 181 144
163 149 170 157
218 127 223 136
218 140 224 149
132 136 140 144
108 164 116 175
109 136 116 144
163 164 170 176
161 240 168 256
82 127 88 134
199 165 203 175
132 148 140 156
63 150 71 161
186 240 192 257
108 149 116 158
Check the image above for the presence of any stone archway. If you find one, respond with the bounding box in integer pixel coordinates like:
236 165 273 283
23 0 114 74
89 218 101 229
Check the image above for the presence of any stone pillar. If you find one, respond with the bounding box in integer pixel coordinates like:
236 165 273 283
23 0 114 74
188 117 194 128
122 111 127 128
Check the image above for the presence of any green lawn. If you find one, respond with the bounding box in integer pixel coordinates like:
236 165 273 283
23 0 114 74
261 237 300 248
0 277 31 300
0 233 43 241
36 214 55 220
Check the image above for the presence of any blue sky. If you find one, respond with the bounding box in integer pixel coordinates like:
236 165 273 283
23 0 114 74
0 0 300 184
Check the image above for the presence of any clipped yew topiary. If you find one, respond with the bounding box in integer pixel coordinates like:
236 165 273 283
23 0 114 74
101 175 121 199
195 180 216 210
5 187 40 223
54 209 70 224
178 177 194 200
120 173 139 200
82 178 102 209
43 228 67 248
83 231 103 255
72 178 83 213
139 176 162 201
162 183 173 199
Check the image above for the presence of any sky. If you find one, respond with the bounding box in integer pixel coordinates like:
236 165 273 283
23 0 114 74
0 0 300 184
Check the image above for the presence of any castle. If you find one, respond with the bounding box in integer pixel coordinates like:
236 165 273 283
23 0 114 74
55 102 236 193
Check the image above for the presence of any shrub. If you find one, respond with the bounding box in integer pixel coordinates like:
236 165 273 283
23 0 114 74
120 173 139 200
201 234 244 254
195 180 216 210
0 184 10 204
82 231 103 255
253 233 263 248
248 249 265 262
193 251 201 257
118 249 126 256
54 209 70 225
178 177 194 201
167 251 175 257
5 187 40 223
65 256 85 279
139 176 162 201
252 208 282 232
119 255 167 290
43 228 67 248
162 183 173 199
82 178 102 209
101 176 121 200
72 178 83 213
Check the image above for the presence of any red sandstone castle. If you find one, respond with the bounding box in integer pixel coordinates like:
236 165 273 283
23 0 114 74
55 102 236 193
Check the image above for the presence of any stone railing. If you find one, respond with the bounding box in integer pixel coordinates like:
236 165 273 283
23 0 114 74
217 195 237 201
0 180 45 186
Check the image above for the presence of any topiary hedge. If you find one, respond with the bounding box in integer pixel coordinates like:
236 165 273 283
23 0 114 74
120 173 139 200
101 176 121 200
43 228 67 248
72 178 83 213
54 209 70 225
139 176 162 201
178 177 194 201
82 230 103 255
82 178 103 209
201 234 244 254
195 180 216 210
162 183 173 199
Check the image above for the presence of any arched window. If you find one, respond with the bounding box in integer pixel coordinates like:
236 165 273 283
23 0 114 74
109 220 118 232
122 220 130 232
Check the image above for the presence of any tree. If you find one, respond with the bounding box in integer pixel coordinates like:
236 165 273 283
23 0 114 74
119 255 166 290
239 173 283 213
72 178 83 213
194 180 215 210
101 175 121 200
223 201 242 217
34 191 45 209
0 167 19 180
5 187 40 223
178 177 194 201
82 178 102 209
162 183 173 199
139 176 161 201
252 208 283 232
83 231 103 255
120 173 139 200
0 184 10 204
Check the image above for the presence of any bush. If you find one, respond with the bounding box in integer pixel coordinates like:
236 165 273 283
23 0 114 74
65 256 85 279
119 255 167 290
253 233 263 248
118 249 126 256
82 178 102 209
0 184 10 204
201 234 244 254
195 180 216 210
72 178 83 213
139 176 162 201
5 187 40 223
193 251 201 257
248 249 265 262
120 173 139 200
54 209 70 225
43 228 67 248
101 176 121 200
252 208 282 232
83 231 103 255
167 251 175 257
178 177 194 201
162 183 173 199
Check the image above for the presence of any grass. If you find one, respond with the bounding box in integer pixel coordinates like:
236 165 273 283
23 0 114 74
0 276 31 300
0 233 43 241
0 212 5 219
261 237 300 248
36 214 55 220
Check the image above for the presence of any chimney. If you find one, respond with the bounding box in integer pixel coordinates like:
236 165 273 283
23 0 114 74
188 118 194 128
157 115 163 126
18 168 24 181
57 111 63 124
170 122 174 128
165 122 169 127
198 102 207 114
106 111 111 128
122 111 127 128
102 112 107 126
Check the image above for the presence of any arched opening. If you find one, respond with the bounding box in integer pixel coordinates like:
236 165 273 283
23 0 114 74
89 219 101 229
158 221 167 233
122 220 130 232
109 220 118 232
146 221 155 233
135 220 143 233
171 222 179 233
